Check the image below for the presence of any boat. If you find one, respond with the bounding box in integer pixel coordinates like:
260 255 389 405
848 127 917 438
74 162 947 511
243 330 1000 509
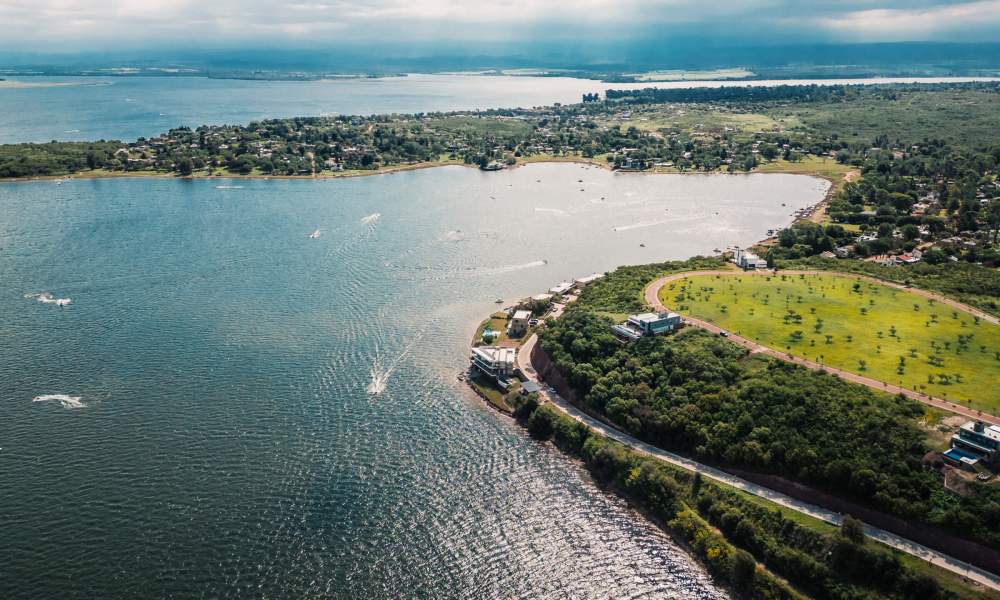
308 229 321 239
639 243 646 248
495 299 504 304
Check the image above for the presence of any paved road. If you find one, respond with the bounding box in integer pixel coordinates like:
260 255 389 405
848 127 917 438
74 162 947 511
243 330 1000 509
645 270 1000 426
517 333 1000 591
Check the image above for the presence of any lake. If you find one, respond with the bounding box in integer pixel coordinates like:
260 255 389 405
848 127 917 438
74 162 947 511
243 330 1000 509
0 73 997 143
0 164 826 598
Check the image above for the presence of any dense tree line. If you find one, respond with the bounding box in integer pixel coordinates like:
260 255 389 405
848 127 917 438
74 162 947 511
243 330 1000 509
604 81 1000 105
0 141 121 178
516 394 968 599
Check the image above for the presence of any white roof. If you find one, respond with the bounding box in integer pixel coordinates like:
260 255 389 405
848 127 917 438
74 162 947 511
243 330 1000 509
513 310 532 320
472 346 517 365
549 281 574 294
532 293 554 301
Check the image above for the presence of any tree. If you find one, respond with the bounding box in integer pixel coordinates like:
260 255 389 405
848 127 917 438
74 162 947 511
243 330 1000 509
176 156 194 176
692 471 703 496
731 549 757 590
841 515 866 544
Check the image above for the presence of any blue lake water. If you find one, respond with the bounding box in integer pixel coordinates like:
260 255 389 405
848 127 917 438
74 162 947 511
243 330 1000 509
1 74 997 143
0 163 827 598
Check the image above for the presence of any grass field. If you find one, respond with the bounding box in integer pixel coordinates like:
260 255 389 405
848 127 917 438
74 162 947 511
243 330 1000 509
661 272 1000 414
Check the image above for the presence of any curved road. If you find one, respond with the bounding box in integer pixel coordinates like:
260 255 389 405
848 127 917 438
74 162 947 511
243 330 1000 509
644 270 1000 426
517 333 1000 591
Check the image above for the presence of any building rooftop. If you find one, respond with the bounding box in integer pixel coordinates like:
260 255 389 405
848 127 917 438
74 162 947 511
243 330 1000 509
631 312 680 324
961 421 1000 443
512 310 532 320
472 346 517 365
549 281 574 294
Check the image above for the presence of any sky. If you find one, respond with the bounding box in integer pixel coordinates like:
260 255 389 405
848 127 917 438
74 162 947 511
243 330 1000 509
2 0 1000 52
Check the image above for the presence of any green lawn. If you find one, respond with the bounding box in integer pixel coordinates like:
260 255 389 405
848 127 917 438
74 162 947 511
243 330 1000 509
662 272 1000 415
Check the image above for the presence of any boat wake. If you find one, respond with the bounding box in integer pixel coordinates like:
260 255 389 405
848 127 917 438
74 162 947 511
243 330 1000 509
478 259 548 276
613 219 671 232
361 212 381 225
25 292 71 307
309 229 322 239
534 207 568 216
366 332 423 395
214 185 244 190
33 394 85 409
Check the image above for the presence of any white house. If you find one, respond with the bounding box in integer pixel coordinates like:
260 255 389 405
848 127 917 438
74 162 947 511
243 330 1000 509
470 347 517 382
509 310 532 337
732 248 766 270
549 281 574 295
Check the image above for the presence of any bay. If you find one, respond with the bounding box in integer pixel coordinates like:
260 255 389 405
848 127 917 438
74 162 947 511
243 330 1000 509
0 163 827 598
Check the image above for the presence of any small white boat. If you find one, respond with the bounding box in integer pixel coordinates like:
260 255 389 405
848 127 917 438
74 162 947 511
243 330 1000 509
308 229 321 239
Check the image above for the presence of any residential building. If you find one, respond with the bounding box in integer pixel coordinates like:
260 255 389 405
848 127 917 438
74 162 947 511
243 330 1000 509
732 248 766 270
509 310 532 337
470 347 517 383
549 281 575 295
531 293 554 302
611 312 682 341
951 421 1000 465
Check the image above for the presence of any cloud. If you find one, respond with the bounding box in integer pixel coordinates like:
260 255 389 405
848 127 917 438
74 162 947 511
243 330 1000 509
808 0 1000 41
0 0 997 50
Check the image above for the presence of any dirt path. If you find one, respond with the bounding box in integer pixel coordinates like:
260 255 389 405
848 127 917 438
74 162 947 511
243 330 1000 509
644 269 1000 425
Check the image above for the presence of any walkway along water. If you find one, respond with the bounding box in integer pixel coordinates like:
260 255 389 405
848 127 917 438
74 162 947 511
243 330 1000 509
644 270 1000 426
515 331 1000 591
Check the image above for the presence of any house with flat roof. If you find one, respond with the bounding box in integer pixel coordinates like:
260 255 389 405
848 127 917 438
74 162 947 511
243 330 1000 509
611 312 682 341
508 310 532 337
951 421 1000 466
549 281 574 295
732 248 766 270
470 346 517 384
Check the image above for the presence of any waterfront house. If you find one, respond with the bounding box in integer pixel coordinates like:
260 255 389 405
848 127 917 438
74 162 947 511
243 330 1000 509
951 421 1000 466
611 312 682 341
509 310 532 337
549 281 575 295
531 293 554 302
732 248 766 270
470 346 517 384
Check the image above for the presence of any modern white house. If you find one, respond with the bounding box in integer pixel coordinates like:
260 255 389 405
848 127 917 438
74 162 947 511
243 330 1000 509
950 420 1000 466
611 312 682 341
470 346 517 383
732 248 767 270
549 281 575 295
509 310 532 337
